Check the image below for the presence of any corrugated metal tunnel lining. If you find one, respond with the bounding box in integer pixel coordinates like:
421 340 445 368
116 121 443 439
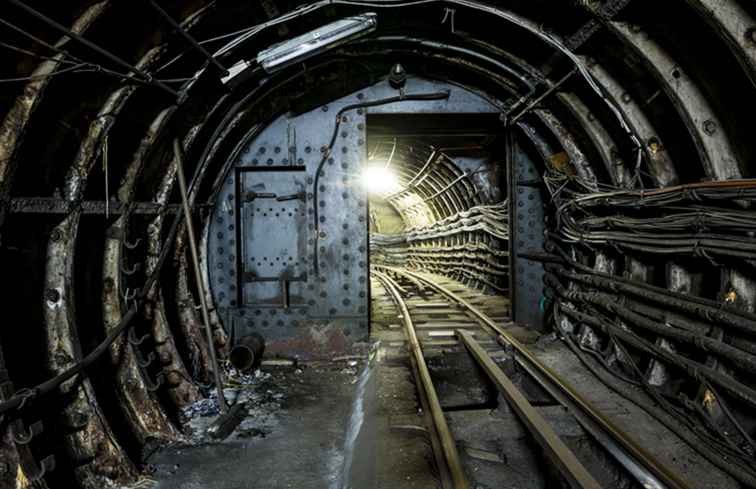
0 0 755 488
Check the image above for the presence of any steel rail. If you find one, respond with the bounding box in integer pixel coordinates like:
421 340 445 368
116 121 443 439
373 271 454 489
457 330 601 489
495 331 669 489
378 266 691 489
372 270 470 489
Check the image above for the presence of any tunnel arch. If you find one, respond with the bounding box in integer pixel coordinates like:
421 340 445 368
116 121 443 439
0 1 755 487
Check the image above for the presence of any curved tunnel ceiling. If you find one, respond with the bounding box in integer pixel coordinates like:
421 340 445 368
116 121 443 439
1 0 756 487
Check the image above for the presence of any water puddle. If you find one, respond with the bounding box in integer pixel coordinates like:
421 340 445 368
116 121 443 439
331 346 379 489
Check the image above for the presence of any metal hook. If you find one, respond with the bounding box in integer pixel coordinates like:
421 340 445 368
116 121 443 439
128 327 150 346
143 372 165 392
12 419 44 445
441 7 456 33
123 287 138 303
123 238 142 250
25 455 56 482
121 261 141 276
13 388 35 411
134 350 155 368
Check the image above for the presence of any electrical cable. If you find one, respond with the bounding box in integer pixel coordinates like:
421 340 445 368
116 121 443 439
0 62 89 83
4 0 179 97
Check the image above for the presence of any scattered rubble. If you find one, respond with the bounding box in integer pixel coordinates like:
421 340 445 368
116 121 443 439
177 357 369 446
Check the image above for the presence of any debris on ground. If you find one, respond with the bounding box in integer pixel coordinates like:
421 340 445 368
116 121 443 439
178 357 369 445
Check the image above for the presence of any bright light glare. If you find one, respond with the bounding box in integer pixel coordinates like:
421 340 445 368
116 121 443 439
361 165 401 195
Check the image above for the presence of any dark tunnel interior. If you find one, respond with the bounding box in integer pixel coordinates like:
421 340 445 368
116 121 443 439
1 1 756 488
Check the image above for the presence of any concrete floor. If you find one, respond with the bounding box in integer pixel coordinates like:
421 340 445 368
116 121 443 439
144 348 439 489
140 276 740 489
147 363 366 489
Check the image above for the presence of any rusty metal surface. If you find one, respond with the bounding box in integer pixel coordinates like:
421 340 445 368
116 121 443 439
534 108 598 191
261 321 352 359
181 119 229 357
147 225 203 405
148 124 215 386
208 79 502 356
44 214 137 488
169 111 230 381
0 425 20 489
557 92 632 188
143 116 203 407
611 21 743 181
199 219 228 354
6 198 191 215
176 239 213 385
581 56 678 187
0 345 51 488
96 47 182 447
37 20 159 487
62 44 165 203
0 1 109 231
36 9 202 483
569 56 691 389
175 137 228 413
35 0 221 475
685 0 756 88
602 23 756 398
103 216 181 445
207 87 372 358
0 2 753 488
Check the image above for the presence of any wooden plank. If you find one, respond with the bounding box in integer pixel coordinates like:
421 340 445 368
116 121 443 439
407 302 453 308
414 323 481 329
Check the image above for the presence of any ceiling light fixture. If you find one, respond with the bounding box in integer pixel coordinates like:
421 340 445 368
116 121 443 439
257 13 377 73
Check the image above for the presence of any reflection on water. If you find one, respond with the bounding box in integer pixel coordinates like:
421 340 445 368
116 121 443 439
333 346 378 489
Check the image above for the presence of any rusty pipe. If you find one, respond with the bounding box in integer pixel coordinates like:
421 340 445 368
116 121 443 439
229 334 265 373
173 138 227 414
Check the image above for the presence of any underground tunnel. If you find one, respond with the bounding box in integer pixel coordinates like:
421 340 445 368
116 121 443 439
1 1 756 488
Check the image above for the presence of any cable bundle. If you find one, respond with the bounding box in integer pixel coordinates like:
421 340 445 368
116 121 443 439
550 179 756 261
539 176 756 486
371 201 509 291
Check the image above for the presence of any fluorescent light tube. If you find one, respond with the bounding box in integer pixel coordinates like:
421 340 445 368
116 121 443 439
257 13 377 73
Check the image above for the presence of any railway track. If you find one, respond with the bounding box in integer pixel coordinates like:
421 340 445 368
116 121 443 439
371 265 692 489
